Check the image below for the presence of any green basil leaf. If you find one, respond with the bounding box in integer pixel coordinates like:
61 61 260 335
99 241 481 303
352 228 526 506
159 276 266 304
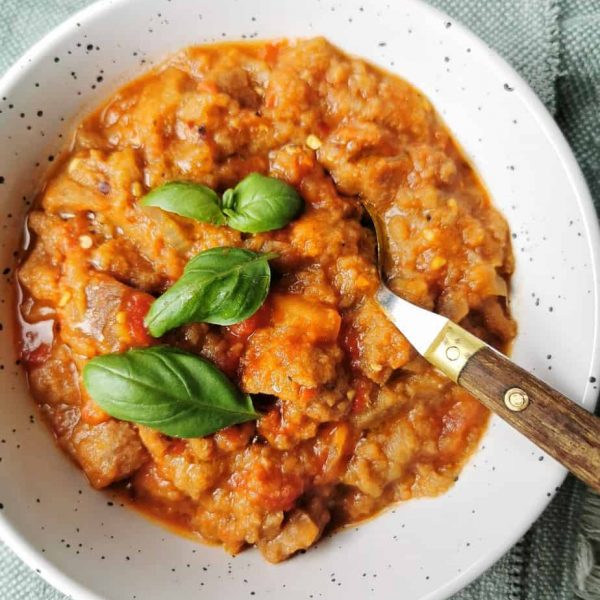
222 173 303 233
222 188 235 210
83 346 259 438
141 181 226 226
144 247 276 337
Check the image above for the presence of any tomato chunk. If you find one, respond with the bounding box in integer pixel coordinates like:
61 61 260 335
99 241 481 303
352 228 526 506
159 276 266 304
226 300 272 341
123 292 154 346
341 323 361 370
21 342 51 367
350 378 373 414
19 319 54 366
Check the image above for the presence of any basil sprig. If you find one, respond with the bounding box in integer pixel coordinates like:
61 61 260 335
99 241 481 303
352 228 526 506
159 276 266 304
145 247 276 337
221 173 303 233
140 173 302 233
141 181 225 226
83 346 259 438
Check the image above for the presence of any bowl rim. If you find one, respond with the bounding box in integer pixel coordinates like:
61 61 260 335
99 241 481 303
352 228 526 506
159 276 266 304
0 0 599 599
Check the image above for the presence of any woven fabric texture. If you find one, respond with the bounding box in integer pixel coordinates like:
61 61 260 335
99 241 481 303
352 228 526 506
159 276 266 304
0 1 599 599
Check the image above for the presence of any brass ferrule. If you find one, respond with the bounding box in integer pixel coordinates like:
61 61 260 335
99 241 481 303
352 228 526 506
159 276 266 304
423 321 486 383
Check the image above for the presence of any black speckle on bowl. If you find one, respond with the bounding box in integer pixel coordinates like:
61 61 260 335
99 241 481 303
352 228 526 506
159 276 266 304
503 83 514 92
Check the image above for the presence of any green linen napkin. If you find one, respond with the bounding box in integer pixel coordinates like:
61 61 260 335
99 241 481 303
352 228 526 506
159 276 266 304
0 1 599 599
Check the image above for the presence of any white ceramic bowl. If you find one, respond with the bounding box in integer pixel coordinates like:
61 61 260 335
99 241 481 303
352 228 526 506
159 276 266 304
0 1 598 599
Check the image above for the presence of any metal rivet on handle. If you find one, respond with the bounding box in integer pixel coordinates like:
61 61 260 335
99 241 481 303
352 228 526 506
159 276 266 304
445 346 460 361
504 387 529 411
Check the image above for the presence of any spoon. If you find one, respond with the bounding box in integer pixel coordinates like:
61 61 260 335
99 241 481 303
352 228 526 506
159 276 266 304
363 204 600 492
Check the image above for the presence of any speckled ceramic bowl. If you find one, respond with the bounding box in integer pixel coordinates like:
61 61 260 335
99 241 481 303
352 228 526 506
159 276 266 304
0 1 598 599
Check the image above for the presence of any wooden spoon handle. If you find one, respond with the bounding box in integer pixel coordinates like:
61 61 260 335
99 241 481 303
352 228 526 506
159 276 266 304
459 346 600 492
